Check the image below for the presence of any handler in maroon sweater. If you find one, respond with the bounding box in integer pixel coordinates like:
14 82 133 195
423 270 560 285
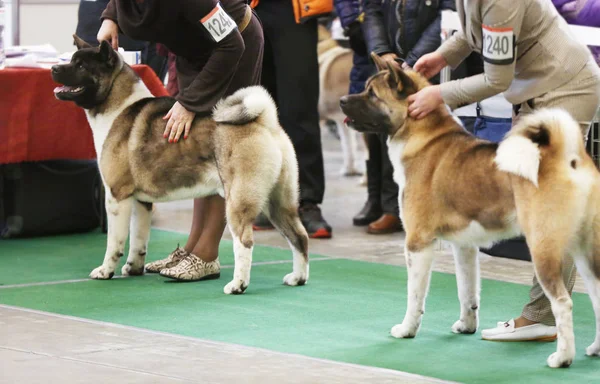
97 0 264 281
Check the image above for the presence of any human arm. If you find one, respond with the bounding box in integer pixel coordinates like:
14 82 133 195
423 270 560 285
98 0 119 49
410 0 525 117
363 0 393 56
334 0 361 29
165 0 246 141
404 0 456 67
438 0 525 109
334 0 368 55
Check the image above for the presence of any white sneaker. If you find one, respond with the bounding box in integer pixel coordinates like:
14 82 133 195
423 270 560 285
481 319 557 342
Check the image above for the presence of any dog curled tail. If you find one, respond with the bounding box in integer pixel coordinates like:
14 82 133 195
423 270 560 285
212 86 279 129
494 108 586 187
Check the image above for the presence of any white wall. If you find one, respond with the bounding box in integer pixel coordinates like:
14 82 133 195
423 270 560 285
20 3 79 53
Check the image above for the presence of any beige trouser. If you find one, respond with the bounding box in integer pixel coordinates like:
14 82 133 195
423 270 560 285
511 58 600 326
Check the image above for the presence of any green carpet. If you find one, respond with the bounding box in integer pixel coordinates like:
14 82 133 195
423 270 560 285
0 229 291 286
1 229 598 383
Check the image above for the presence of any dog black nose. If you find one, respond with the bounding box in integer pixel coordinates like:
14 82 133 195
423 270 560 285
51 65 62 74
340 96 348 107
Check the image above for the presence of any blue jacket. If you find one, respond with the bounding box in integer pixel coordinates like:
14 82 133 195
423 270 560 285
334 0 365 29
335 0 374 95
363 0 455 67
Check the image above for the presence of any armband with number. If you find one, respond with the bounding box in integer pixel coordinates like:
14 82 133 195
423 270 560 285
481 24 515 65
201 2 237 43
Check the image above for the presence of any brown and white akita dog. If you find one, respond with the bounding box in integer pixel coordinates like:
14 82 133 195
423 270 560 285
340 52 600 368
50 36 309 295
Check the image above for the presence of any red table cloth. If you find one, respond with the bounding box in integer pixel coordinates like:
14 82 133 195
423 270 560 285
0 65 169 164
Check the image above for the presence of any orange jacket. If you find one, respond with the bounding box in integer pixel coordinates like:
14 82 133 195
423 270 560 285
250 0 333 24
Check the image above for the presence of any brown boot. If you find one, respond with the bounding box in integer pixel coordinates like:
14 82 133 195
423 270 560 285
367 214 403 234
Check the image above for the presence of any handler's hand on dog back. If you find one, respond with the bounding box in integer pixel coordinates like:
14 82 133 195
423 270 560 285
97 19 119 50
163 102 195 143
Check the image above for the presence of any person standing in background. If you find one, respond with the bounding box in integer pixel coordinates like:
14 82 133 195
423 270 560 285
333 0 385 228
252 0 334 239
358 0 455 234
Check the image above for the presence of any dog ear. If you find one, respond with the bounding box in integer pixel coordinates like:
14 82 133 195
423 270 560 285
370 52 388 72
385 61 401 87
385 62 417 97
98 40 115 63
72 34 92 50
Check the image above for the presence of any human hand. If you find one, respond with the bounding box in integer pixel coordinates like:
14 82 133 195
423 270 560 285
97 19 119 50
413 52 447 79
163 102 195 143
381 53 398 64
380 53 405 71
407 85 443 119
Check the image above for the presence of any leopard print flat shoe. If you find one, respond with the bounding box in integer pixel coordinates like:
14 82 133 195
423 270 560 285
159 253 221 281
145 245 189 274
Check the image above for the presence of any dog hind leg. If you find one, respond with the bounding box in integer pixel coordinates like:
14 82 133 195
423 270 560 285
530 243 576 368
90 194 134 279
267 202 310 286
391 239 436 338
121 200 152 276
223 191 262 295
574 252 600 357
450 244 480 334
574 218 600 357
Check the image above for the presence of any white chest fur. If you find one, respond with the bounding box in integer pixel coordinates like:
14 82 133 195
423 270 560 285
442 214 522 248
85 80 152 165
387 139 406 211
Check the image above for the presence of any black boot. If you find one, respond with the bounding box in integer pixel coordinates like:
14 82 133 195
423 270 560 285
353 158 382 226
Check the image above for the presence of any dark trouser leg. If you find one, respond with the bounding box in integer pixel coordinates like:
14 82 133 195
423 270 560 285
366 134 401 234
353 133 383 226
256 1 324 205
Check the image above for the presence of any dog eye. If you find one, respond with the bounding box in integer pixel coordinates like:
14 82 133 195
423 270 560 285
77 64 85 70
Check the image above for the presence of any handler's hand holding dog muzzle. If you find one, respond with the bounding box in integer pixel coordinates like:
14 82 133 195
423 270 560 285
407 52 447 120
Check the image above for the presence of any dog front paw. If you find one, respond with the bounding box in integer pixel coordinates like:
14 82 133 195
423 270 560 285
90 266 114 280
547 351 574 368
452 318 477 334
121 262 144 277
586 341 600 357
283 272 307 286
391 323 418 339
224 279 248 295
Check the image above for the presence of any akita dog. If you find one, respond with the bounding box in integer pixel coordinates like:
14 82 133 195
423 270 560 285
51 36 309 295
340 52 600 368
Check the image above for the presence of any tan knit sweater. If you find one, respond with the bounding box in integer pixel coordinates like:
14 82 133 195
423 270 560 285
438 0 593 108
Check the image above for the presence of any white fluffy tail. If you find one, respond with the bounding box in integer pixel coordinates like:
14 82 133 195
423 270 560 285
212 86 279 128
494 108 584 187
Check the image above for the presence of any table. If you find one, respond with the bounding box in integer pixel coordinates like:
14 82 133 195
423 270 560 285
0 65 169 165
